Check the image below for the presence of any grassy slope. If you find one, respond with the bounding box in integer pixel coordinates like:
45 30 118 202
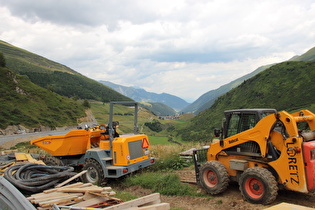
140 102 176 116
179 61 315 142
0 67 86 129
89 101 190 144
0 40 77 74
182 64 274 113
0 40 131 102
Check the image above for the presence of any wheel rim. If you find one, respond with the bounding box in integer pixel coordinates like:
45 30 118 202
204 169 218 187
86 166 99 183
245 177 264 199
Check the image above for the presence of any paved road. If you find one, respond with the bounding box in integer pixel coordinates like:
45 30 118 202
0 130 73 149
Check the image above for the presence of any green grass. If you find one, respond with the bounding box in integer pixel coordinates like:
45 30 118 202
122 172 204 197
148 136 169 145
114 191 138 201
0 67 86 129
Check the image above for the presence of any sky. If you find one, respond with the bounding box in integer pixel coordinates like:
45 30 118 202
0 0 314 103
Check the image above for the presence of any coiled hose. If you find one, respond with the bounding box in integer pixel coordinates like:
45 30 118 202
4 163 76 193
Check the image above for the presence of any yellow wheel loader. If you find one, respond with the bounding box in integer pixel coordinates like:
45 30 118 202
193 109 315 204
31 101 154 185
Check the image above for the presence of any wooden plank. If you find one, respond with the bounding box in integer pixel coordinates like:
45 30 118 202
29 192 67 202
55 170 87 188
28 191 64 201
265 202 314 210
0 150 17 155
72 196 112 207
79 183 93 188
32 193 83 204
105 193 161 210
43 182 84 193
38 194 83 207
132 202 170 210
15 153 28 161
0 162 15 174
57 187 104 193
90 191 116 197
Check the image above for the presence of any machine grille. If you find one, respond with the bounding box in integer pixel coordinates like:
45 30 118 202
128 140 143 160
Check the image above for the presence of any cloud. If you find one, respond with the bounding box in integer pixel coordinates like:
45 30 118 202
0 0 315 102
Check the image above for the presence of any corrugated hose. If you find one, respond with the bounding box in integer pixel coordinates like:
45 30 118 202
4 163 76 193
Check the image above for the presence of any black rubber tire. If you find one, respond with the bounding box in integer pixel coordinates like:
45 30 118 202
43 156 64 166
82 159 106 186
239 167 278 205
199 161 229 195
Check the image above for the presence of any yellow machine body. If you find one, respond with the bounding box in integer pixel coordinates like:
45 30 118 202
30 102 154 184
31 126 107 156
207 109 315 193
110 134 151 166
30 129 151 166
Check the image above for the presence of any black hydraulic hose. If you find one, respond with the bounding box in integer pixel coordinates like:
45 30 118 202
4 163 76 193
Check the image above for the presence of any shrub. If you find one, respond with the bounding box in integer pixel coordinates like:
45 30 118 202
0 52 6 67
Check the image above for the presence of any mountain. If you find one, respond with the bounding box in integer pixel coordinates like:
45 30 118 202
183 46 315 114
181 64 274 114
0 40 131 102
0 65 86 130
139 102 176 116
291 46 315 61
99 80 189 111
178 60 315 142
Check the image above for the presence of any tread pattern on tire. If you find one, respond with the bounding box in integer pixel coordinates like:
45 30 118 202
199 161 230 195
239 167 278 205
82 158 106 186
44 156 64 166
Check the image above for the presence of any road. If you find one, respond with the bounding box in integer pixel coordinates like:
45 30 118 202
0 130 73 149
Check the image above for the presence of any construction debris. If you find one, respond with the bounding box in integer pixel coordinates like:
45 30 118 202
0 151 44 176
27 182 169 210
27 182 118 209
0 151 170 209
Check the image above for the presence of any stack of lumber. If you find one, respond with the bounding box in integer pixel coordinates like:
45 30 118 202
27 182 170 210
27 182 119 209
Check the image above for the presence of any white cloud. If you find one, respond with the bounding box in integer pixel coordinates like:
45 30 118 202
0 0 315 103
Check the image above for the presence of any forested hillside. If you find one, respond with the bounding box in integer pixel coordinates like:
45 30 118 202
0 40 131 102
0 66 86 129
178 61 315 142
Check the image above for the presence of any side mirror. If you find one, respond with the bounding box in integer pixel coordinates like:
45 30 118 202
214 128 221 137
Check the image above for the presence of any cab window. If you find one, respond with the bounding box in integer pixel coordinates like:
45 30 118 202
226 113 257 137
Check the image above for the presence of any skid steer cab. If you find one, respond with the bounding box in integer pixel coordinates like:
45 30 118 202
31 101 155 186
193 108 315 205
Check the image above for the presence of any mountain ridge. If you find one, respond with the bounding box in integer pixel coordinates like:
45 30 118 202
0 40 131 102
178 59 315 142
183 46 315 114
100 80 189 111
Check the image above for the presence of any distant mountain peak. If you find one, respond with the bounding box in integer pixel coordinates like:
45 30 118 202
99 80 190 111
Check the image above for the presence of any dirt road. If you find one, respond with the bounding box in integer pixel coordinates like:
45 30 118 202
167 168 315 210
